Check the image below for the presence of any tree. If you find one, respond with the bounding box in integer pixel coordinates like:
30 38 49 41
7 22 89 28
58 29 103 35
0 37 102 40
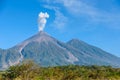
2 60 40 80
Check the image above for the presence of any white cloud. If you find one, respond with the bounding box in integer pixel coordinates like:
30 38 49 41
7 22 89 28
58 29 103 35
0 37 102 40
53 10 68 29
60 0 120 29
62 0 97 17
44 5 68 30
41 0 120 29
44 0 98 18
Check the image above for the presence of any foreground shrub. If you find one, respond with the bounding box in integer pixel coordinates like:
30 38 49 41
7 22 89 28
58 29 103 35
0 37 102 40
1 61 120 80
2 60 40 80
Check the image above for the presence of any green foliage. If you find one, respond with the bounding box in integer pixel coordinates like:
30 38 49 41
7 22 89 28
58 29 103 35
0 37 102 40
0 61 120 80
1 60 40 80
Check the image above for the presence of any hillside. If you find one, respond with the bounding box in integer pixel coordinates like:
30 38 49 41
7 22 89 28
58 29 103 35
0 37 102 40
0 31 120 70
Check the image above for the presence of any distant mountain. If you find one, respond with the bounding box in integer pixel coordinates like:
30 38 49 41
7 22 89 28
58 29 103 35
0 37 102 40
0 31 120 70
67 39 120 66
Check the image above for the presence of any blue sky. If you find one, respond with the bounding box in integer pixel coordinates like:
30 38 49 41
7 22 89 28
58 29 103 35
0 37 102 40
0 0 120 57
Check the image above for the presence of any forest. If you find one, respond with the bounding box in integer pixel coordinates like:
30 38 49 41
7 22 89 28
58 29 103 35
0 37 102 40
0 60 120 80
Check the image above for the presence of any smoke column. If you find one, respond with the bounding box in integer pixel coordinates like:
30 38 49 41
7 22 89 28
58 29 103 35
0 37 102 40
38 12 49 31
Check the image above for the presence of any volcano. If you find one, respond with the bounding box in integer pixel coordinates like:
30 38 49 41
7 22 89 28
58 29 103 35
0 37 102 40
0 31 120 70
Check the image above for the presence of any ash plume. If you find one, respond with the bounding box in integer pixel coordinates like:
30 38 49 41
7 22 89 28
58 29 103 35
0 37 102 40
38 12 49 31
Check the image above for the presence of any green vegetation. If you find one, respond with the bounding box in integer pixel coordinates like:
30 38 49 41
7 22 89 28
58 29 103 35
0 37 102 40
0 61 120 80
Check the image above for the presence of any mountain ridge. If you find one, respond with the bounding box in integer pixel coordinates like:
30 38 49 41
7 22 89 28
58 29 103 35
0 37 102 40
67 39 120 66
0 31 120 70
